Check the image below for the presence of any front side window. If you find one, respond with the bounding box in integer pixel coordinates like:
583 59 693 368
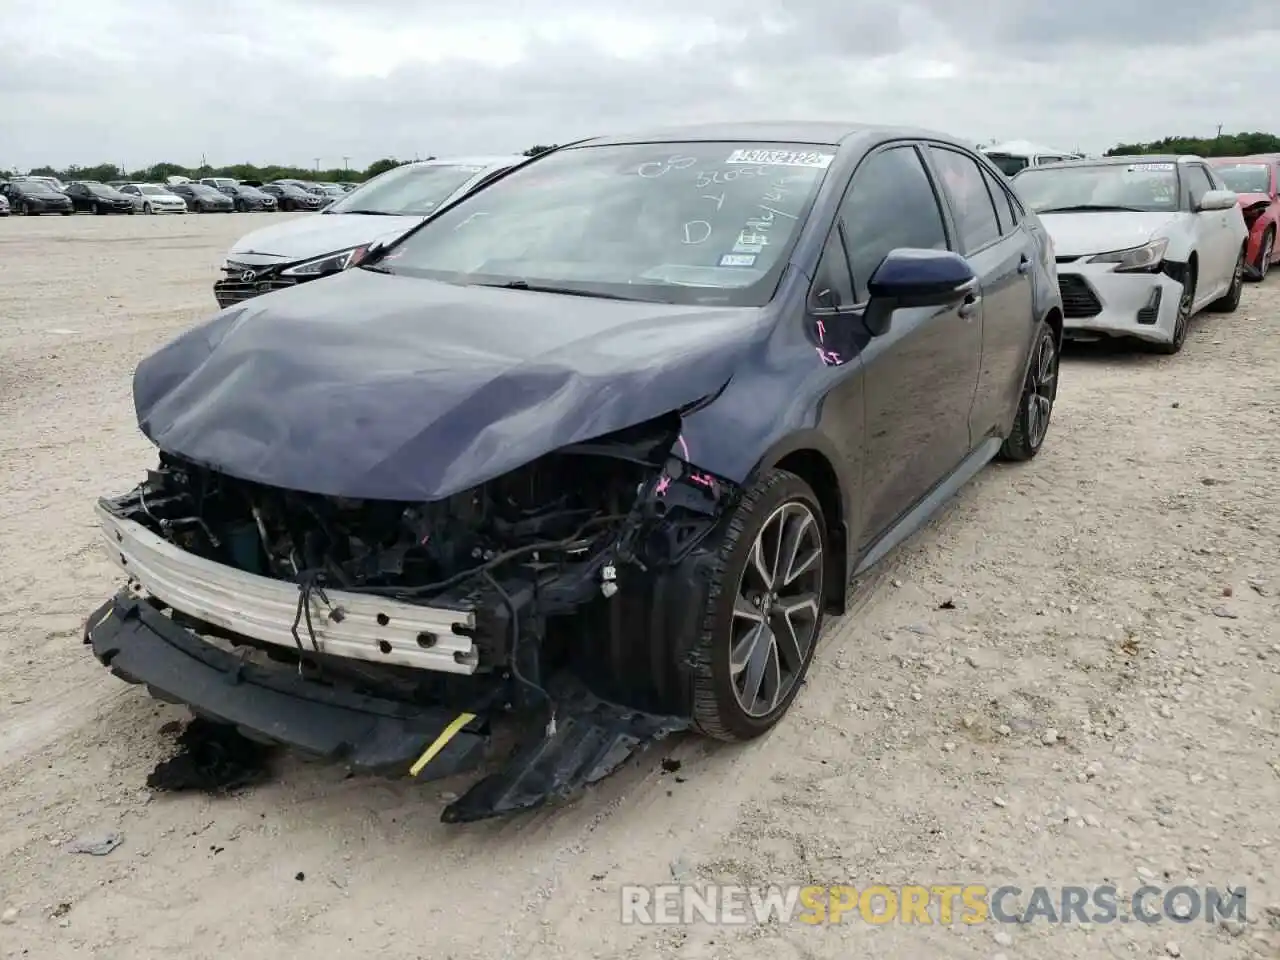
929 147 1002 252
379 141 837 306
837 145 949 298
1187 165 1215 206
1014 161 1182 214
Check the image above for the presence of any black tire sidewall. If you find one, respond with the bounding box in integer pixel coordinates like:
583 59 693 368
696 471 827 740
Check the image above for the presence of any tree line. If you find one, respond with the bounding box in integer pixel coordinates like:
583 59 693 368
1105 131 1280 157
1 145 562 184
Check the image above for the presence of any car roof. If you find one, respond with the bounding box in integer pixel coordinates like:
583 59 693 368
1208 154 1278 163
1039 154 1203 167
571 121 978 150
984 139 1079 156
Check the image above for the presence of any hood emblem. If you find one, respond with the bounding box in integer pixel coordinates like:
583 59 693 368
240 270 256 282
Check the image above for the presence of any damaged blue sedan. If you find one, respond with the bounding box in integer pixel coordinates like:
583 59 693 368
84 122 1064 822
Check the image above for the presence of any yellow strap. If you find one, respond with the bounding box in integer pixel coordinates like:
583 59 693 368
409 712 476 777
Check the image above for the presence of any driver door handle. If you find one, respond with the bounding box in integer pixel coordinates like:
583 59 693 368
957 287 981 319
1017 254 1031 274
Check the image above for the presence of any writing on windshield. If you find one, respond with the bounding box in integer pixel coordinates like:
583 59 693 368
379 141 834 307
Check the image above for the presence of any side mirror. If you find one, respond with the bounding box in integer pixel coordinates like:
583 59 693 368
863 248 976 336
1196 189 1237 212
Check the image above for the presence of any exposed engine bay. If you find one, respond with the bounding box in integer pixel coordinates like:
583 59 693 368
89 414 741 820
97 411 736 724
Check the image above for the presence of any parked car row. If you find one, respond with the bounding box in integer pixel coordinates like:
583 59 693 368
0 174 364 216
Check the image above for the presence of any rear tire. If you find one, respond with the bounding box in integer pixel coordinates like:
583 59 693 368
999 319 1058 461
690 469 826 742
1208 247 1244 313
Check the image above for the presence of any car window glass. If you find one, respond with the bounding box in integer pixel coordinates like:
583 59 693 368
1187 165 1214 206
928 147 1002 252
837 145 949 299
809 230 855 309
982 166 1019 234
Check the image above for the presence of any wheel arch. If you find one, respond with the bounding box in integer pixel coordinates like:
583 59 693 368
755 442 850 615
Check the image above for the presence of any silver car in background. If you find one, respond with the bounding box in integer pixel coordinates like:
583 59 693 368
1012 155 1247 354
213 155 524 307
118 183 189 214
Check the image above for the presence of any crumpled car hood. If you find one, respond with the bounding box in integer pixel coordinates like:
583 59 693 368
133 268 767 501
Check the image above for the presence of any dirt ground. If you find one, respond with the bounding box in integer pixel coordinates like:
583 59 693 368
0 212 1277 960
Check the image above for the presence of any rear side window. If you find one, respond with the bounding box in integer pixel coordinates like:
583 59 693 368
929 147 1003 252
981 166 1020 235
836 145 949 299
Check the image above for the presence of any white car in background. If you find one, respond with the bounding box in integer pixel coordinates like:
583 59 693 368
118 183 189 214
213 154 525 307
0 193 9 216
1012 155 1247 354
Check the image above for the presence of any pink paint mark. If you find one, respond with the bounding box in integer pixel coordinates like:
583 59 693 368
816 347 841 366
689 472 718 495
816 318 827 340
655 475 671 496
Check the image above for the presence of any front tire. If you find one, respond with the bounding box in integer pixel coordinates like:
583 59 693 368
999 319 1058 461
1208 247 1244 313
1257 228 1274 281
1153 267 1195 355
143 202 153 215
690 469 826 742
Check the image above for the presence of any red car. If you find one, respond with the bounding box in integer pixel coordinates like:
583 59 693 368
1210 155 1280 280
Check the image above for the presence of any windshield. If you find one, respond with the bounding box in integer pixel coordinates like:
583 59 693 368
1213 163 1270 194
19 182 60 194
328 163 496 215
378 142 834 306
986 153 1029 176
1013 161 1181 213
237 185 266 197
330 166 504 217
139 185 169 195
190 185 221 197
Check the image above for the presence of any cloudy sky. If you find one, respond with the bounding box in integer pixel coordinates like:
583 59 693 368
4 0 1279 172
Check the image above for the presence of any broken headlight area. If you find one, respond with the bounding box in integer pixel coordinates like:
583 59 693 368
86 413 739 821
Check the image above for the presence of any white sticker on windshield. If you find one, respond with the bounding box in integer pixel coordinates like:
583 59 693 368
1128 163 1175 172
732 242 764 254
725 149 834 168
719 253 757 267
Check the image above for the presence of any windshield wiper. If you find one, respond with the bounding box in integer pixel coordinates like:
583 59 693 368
472 280 647 301
330 208 398 216
1037 204 1146 213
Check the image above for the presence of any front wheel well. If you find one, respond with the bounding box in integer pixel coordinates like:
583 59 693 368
1043 306 1063 347
772 449 847 614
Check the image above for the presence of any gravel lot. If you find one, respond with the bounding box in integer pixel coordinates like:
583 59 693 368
1 212 1277 960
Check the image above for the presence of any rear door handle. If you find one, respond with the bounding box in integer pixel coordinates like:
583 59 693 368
1017 254 1031 274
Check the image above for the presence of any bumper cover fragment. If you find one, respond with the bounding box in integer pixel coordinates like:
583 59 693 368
85 590 488 780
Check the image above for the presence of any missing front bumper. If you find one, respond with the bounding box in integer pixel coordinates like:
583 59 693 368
84 590 690 821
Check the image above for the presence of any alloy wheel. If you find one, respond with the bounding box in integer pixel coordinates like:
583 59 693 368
1262 234 1274 280
1027 330 1057 448
1174 281 1193 346
730 502 824 718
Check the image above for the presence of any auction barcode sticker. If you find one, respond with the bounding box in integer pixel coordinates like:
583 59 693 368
726 149 834 168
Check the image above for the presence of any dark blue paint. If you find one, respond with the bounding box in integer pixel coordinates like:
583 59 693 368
867 248 976 301
131 122 1062 587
